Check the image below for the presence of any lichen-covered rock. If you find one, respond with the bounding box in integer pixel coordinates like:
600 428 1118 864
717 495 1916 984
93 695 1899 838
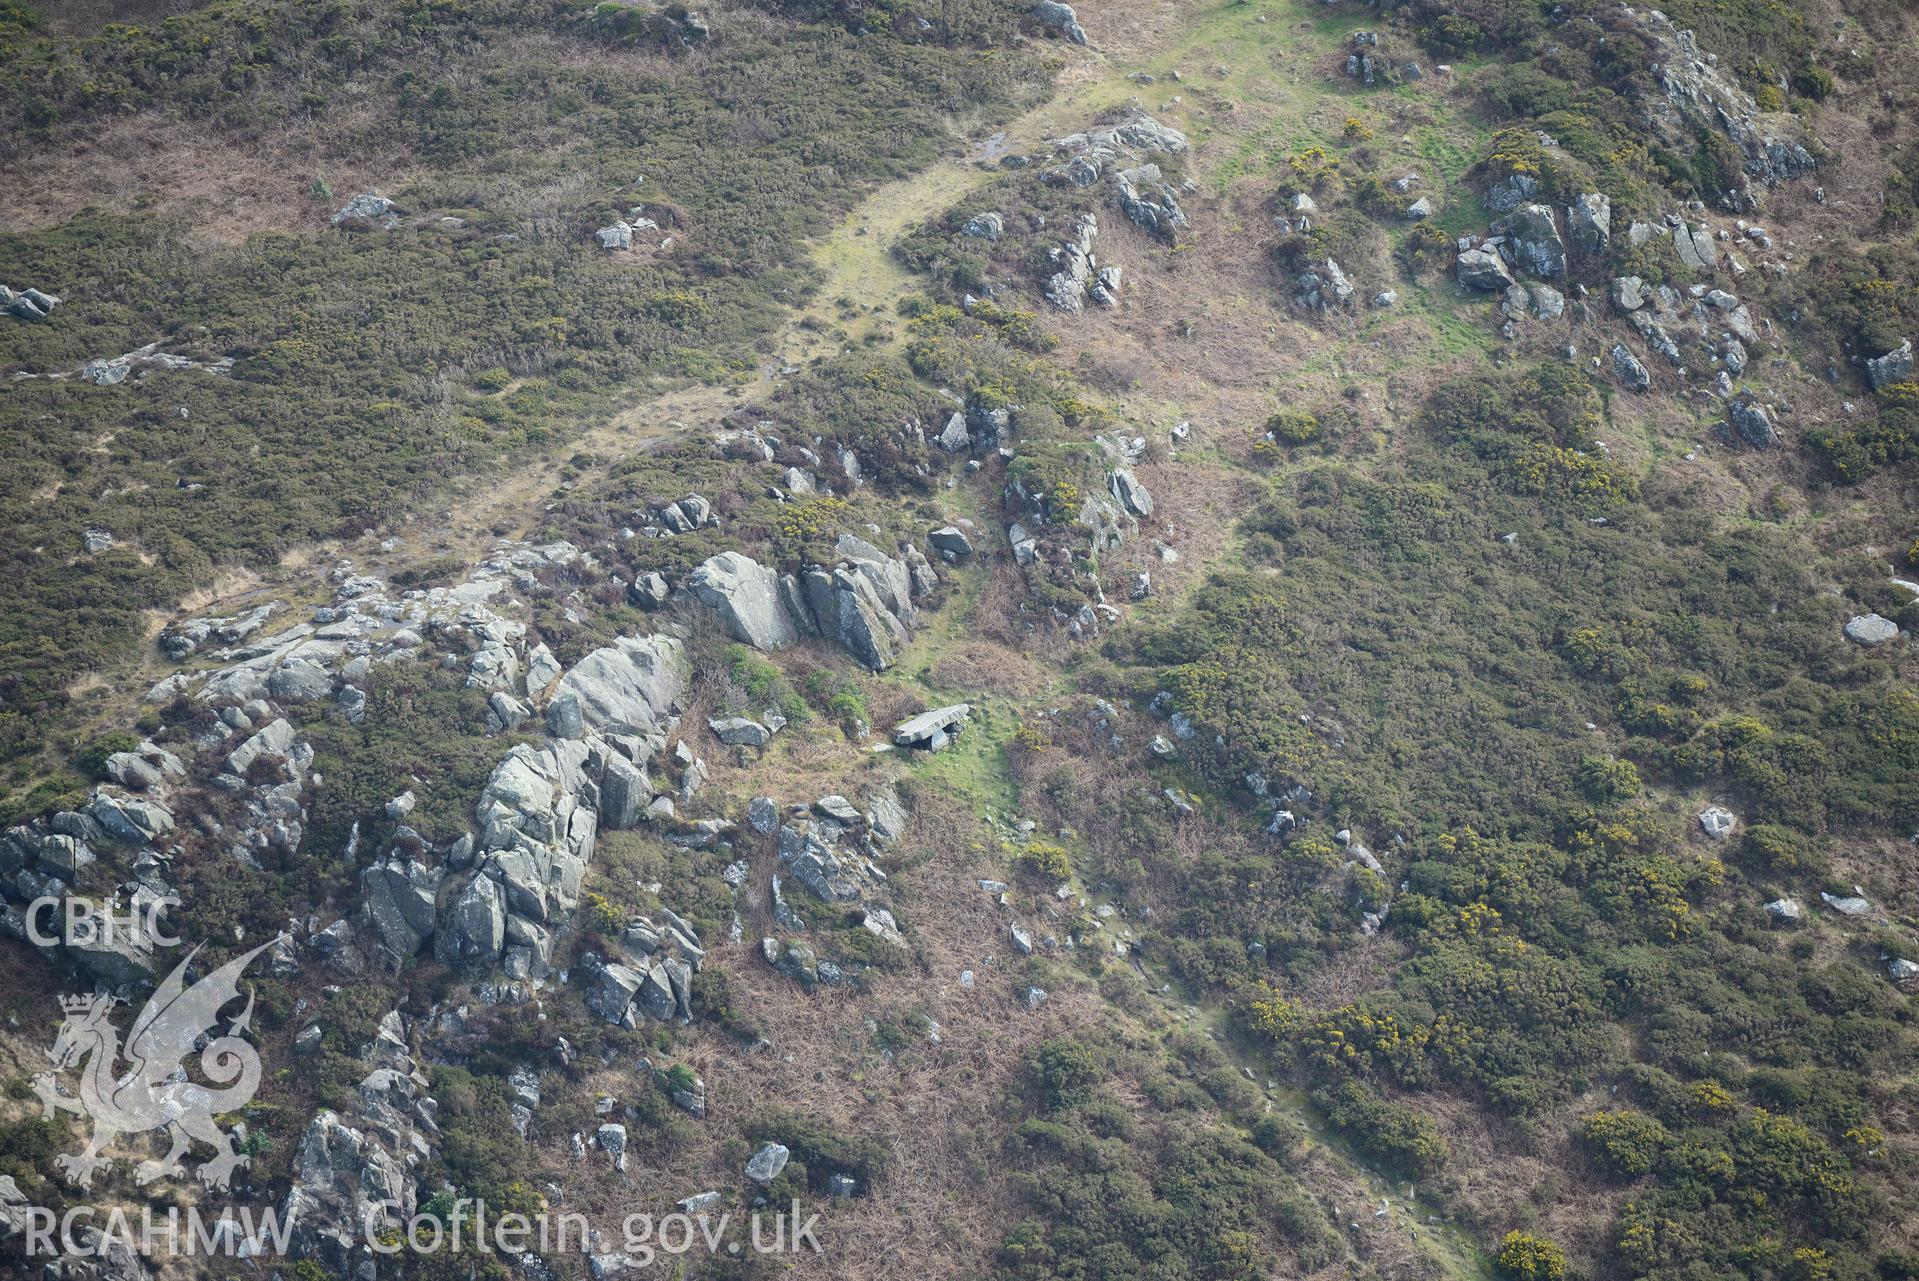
1611 344 1652 391
1043 214 1099 312
1867 339 1912 391
746 1141 791 1184
1673 219 1718 272
1109 468 1154 517
331 192 399 227
1455 246 1514 290
435 873 506 966
1495 204 1566 277
1031 0 1086 43
1116 164 1188 243
361 859 442 956
1566 192 1611 254
1728 394 1778 448
962 211 1004 240
546 635 687 742
688 552 798 651
1844 613 1899 647
929 526 974 558
709 716 771 747
1485 171 1538 214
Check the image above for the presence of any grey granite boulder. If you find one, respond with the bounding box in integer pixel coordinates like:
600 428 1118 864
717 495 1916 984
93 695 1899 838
746 1142 791 1184
688 552 798 651
709 716 771 748
1566 193 1611 254
1844 613 1899 647
1611 344 1652 392
1455 246 1514 290
435 874 506 967
1496 204 1566 277
1031 0 1086 43
1728 394 1778 448
1867 339 1912 391
552 634 689 738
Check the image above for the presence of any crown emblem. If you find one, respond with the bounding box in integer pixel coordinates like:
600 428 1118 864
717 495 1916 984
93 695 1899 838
59 993 102 1016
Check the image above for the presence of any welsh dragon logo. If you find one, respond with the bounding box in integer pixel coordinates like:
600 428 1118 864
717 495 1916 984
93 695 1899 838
32 937 281 1192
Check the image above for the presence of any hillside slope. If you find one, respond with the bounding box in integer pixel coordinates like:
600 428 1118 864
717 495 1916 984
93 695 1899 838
0 0 1916 1279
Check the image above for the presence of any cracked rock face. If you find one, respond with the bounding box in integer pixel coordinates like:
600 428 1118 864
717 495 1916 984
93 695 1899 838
1495 204 1566 278
689 551 797 651
1566 192 1611 254
550 634 689 739
1612 344 1652 391
1455 246 1515 291
780 533 931 671
1042 214 1100 312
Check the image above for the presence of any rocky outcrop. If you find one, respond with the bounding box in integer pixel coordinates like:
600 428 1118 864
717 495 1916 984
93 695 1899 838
1672 218 1718 273
1 811 175 987
1566 193 1611 254
1623 6 1817 203
1116 163 1188 244
1048 113 1189 161
1495 204 1566 278
436 872 507 967
1727 393 1778 448
576 910 702 1026
1295 258 1357 310
154 542 591 727
1344 30 1386 85
688 551 798 651
331 193 400 228
929 525 974 559
1844 613 1900 647
777 819 882 905
782 533 933 671
1108 468 1154 518
1485 172 1538 215
962 211 1004 240
746 1142 791 1184
1043 214 1101 312
548 634 688 740
435 630 691 977
1612 344 1652 391
279 1012 434 1274
360 858 444 958
1608 273 1768 390
1041 111 1190 264
655 493 714 534
159 602 277 659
